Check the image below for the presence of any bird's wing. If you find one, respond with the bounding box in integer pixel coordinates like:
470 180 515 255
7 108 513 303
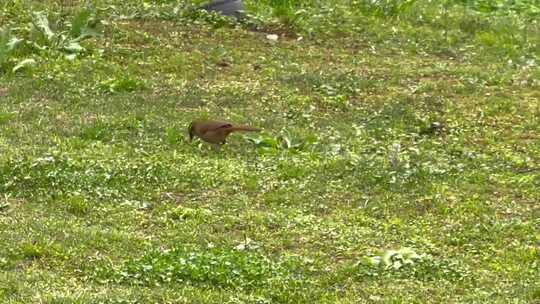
201 121 233 133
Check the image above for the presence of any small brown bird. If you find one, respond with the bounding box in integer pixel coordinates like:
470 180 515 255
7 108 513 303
188 120 261 145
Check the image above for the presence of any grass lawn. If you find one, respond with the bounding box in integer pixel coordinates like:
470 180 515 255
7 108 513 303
0 0 539 303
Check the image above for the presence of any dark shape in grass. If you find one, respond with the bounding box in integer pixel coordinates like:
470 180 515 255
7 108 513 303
201 0 244 20
419 121 445 136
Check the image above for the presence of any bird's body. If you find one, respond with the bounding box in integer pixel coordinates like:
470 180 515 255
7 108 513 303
188 120 260 145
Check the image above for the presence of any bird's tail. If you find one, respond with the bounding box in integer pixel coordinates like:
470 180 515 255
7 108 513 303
230 125 261 132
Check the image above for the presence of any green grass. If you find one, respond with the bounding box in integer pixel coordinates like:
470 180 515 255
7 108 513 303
0 0 539 303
